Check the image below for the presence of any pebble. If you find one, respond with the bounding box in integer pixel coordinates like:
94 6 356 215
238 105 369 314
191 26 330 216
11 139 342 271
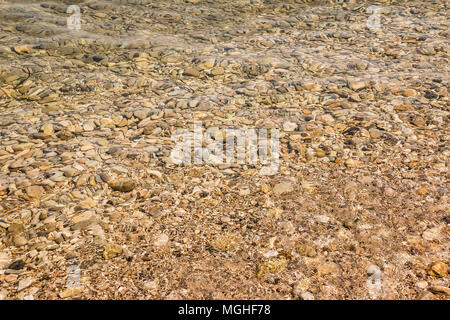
7 259 24 270
13 235 28 247
154 234 169 247
367 265 381 276
273 181 294 196
348 80 367 91
25 185 45 200
103 244 122 260
368 128 383 139
428 262 448 278
429 286 450 296
416 281 428 289
17 278 34 291
109 178 135 192
70 211 98 231
0 252 11 270
59 288 82 298
283 121 298 132
183 67 201 77
400 89 417 97
300 292 315 300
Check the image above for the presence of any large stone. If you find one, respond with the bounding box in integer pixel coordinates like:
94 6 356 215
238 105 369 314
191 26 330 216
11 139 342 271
183 67 201 77
154 234 169 247
103 244 122 260
428 262 448 277
109 178 135 192
0 252 11 270
70 211 98 231
273 181 294 195
348 80 367 91
25 185 45 200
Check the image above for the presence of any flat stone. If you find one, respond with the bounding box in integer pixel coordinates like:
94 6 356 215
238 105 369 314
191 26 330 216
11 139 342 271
428 261 448 277
103 244 122 260
25 185 45 200
109 178 135 192
401 89 417 97
183 67 201 77
348 80 367 91
18 278 35 291
429 286 450 296
41 123 54 136
154 234 169 247
0 252 11 270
